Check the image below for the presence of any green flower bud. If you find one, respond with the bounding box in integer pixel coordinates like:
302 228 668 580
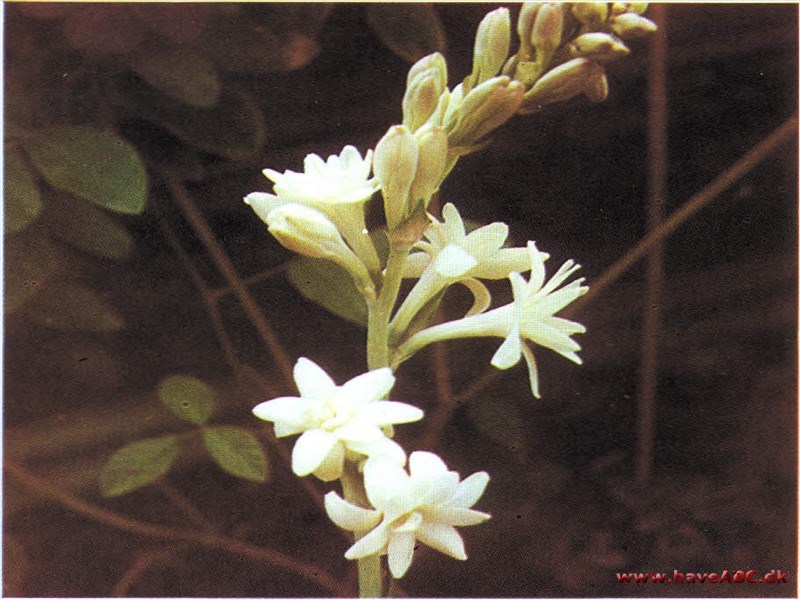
374 125 420 230
584 68 609 103
531 3 563 66
571 3 609 28
522 58 602 109
406 52 448 92
516 3 542 57
408 124 448 211
610 12 657 39
569 32 630 63
471 8 511 87
630 3 649 14
403 70 445 132
450 77 524 146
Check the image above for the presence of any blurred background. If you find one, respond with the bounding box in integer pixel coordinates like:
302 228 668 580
4 3 797 597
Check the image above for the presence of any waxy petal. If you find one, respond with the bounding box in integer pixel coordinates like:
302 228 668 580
490 327 522 369
252 396 315 425
426 505 491 526
364 456 411 510
451 471 490 508
293 358 337 398
339 368 395 406
416 522 467 560
324 492 382 532
434 242 478 277
521 343 541 398
292 429 339 477
409 451 449 480
387 531 417 578
345 523 390 559
359 401 425 426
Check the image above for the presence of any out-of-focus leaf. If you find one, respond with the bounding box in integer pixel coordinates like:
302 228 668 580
201 13 295 75
100 436 178 497
366 4 446 63
286 257 368 326
129 86 266 160
43 193 133 261
20 127 148 215
131 44 221 108
158 375 215 425
245 4 334 37
26 281 125 331
465 396 530 458
5 234 58 313
64 5 145 55
203 426 268 483
133 4 216 44
5 149 42 234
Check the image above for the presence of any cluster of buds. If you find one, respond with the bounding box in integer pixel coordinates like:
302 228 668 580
244 2 654 587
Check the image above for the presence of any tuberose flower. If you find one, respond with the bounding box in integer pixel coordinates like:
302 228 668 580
245 146 380 271
391 203 532 337
252 358 423 481
395 242 588 397
325 451 490 579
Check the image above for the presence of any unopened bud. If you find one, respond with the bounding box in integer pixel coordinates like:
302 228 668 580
531 3 563 66
629 3 649 14
450 77 524 146
374 125 420 230
516 3 542 57
408 125 448 211
403 70 445 132
584 68 609 102
267 204 346 260
571 3 609 28
610 12 657 38
522 58 602 108
406 52 448 92
471 8 511 86
569 32 630 63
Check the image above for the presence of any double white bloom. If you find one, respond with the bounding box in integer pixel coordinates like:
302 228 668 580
397 242 588 397
252 358 423 481
325 451 490 578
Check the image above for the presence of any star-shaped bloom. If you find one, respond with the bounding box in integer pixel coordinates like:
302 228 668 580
252 358 423 482
245 146 380 271
395 242 587 398
324 451 490 579
391 203 533 337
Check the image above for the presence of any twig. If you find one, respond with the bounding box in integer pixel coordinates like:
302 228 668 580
160 171 295 383
455 114 798 405
157 479 218 533
111 545 183 597
212 263 290 299
635 4 668 486
5 460 351 597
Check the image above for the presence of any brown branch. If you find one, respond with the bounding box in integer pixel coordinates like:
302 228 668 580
212 262 290 300
157 479 218 533
111 545 184 597
635 4 668 486
455 113 798 406
160 171 295 384
5 460 351 597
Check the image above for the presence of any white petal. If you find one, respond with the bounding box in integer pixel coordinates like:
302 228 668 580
345 523 390 559
408 451 449 480
418 471 460 506
490 329 522 369
462 222 508 255
303 153 328 178
534 280 586 315
387 531 417 578
252 396 315 434
526 241 547 291
521 343 541 398
458 278 492 316
350 437 407 466
339 368 395 405
440 203 466 240
335 421 385 444
359 401 424 426
451 471 490 508
433 243 478 278
364 456 411 510
244 192 284 224
339 145 362 170
293 358 337 399
415 522 467 560
324 492 382 532
426 505 491 526
469 246 531 280
395 511 423 533
273 420 308 438
403 251 431 278
312 442 346 481
509 271 529 306
291 429 339 477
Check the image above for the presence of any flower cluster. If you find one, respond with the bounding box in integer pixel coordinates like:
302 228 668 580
245 1 653 590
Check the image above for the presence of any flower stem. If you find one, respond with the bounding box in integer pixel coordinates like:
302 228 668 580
367 245 411 371
341 463 383 598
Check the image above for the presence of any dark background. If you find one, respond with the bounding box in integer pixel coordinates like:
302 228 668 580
4 3 797 597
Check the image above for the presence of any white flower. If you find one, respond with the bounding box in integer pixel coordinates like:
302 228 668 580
245 146 380 271
391 203 532 337
252 358 424 481
395 242 587 398
325 451 490 579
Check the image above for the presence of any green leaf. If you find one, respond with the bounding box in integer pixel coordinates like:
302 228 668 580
286 257 368 326
203 426 268 482
200 13 293 75
100 436 179 497
129 86 266 160
366 4 446 63
20 126 147 215
43 193 133 261
26 281 125 331
157 375 215 425
131 44 221 108
5 149 42 234
466 396 530 459
5 234 59 313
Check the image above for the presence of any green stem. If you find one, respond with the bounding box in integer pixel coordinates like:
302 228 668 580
367 245 411 371
341 464 383 598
